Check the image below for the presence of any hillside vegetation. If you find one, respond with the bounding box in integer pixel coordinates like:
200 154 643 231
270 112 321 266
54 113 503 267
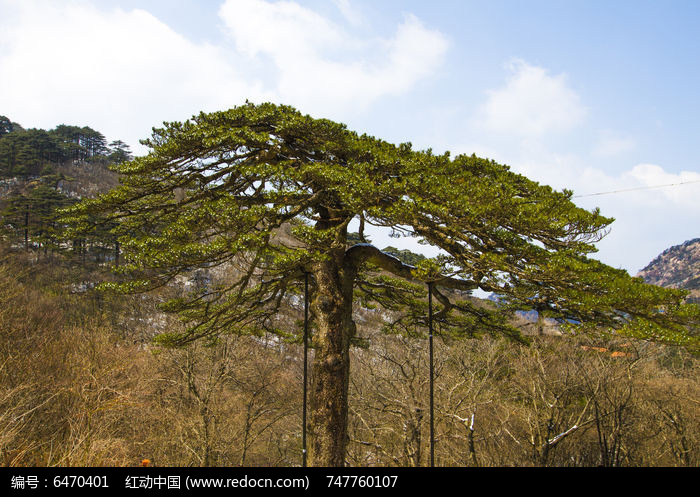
0 114 698 467
0 244 698 467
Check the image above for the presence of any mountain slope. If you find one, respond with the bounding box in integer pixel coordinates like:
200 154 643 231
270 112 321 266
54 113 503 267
637 238 700 302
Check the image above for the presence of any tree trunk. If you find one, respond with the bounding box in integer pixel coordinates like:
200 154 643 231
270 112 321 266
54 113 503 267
308 253 356 466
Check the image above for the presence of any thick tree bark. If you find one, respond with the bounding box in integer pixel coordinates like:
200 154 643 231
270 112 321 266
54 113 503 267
306 240 479 466
308 253 356 466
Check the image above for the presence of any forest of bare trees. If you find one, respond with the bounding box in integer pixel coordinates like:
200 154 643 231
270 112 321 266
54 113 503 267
1 246 697 467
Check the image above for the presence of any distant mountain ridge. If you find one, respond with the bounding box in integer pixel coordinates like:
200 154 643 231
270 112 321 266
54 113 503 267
637 237 700 303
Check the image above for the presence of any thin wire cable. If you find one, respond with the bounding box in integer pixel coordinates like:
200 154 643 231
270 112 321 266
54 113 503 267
573 179 700 198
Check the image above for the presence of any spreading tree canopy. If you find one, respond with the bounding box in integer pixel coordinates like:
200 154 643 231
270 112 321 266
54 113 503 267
64 102 699 466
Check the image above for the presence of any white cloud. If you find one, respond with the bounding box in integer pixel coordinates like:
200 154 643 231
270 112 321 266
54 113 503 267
593 130 636 157
527 158 700 273
333 0 365 27
566 162 700 211
477 59 586 138
218 0 448 115
574 174 700 274
0 0 270 153
465 59 700 274
0 0 447 152
625 163 700 208
219 0 344 59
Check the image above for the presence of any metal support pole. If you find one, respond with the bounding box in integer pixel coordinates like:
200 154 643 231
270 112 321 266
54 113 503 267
302 272 309 467
428 282 435 467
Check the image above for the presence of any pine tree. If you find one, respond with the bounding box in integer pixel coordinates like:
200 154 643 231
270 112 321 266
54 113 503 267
63 102 700 466
2 179 73 254
0 128 65 178
0 115 16 136
107 140 133 164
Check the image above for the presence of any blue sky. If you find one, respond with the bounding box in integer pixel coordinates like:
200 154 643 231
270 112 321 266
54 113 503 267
1 0 699 275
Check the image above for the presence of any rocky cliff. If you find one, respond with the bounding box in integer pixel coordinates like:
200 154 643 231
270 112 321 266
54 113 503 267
637 238 700 303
